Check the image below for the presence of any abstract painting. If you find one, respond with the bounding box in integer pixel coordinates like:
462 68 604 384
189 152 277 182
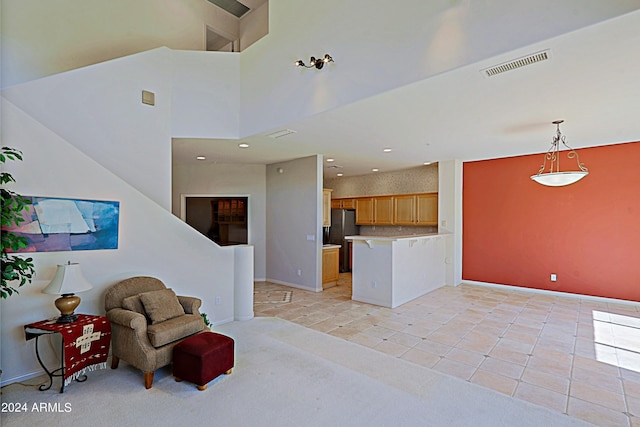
3 196 119 252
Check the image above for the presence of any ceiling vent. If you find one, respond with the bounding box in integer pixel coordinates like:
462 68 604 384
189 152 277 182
207 0 250 18
267 129 296 139
482 50 551 77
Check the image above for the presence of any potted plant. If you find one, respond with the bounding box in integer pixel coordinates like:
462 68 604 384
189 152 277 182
1 146 35 298
201 312 212 329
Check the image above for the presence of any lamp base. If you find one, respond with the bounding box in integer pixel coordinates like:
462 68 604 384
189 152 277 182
54 293 81 323
56 313 79 324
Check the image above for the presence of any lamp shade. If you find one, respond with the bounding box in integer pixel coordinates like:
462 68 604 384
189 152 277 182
42 263 93 295
530 171 589 187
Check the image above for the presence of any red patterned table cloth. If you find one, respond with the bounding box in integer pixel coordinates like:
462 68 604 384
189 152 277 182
25 314 111 385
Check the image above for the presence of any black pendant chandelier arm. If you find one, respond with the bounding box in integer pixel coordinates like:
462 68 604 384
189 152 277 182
296 54 334 69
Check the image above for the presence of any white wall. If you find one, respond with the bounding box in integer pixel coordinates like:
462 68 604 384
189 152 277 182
266 156 322 291
438 160 463 286
238 0 640 137
172 163 267 280
0 98 237 384
171 50 240 138
0 0 239 88
2 48 175 209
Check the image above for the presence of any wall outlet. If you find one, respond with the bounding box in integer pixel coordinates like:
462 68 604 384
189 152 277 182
550 274 557 282
306 234 315 241
441 220 447 227
297 269 302 276
371 280 377 289
215 296 221 305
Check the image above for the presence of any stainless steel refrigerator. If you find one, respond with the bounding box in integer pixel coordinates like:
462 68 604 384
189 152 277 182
328 209 359 272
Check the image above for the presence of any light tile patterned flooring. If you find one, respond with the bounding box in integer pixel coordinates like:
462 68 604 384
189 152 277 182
254 274 640 427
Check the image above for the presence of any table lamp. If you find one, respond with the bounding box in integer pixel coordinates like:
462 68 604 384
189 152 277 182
42 262 93 323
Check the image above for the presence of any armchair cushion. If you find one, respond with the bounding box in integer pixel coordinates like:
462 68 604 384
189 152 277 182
139 288 185 324
122 295 147 317
146 314 204 348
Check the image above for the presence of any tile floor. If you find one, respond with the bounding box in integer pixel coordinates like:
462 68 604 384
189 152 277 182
254 274 640 427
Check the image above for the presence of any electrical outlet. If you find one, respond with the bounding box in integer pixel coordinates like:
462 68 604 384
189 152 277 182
371 280 377 289
215 296 221 305
550 274 557 282
297 269 302 276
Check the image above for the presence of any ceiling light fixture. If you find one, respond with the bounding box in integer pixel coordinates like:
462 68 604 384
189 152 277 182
337 173 343 177
295 54 334 69
530 120 589 187
238 143 250 148
326 158 335 162
372 168 379 172
383 148 392 153
196 156 206 160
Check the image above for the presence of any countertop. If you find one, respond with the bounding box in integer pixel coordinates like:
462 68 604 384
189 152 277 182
345 233 450 242
322 244 342 249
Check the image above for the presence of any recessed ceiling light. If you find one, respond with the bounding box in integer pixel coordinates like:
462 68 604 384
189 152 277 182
372 168 379 172
383 148 392 153
326 158 335 162
196 156 206 160
423 162 431 165
238 143 250 148
337 173 343 177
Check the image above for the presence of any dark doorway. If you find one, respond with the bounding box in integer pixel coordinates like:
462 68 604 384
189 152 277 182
185 197 248 246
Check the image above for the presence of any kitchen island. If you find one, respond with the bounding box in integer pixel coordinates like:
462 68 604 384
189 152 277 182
345 233 452 308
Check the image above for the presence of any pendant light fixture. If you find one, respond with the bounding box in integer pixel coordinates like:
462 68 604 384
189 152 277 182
530 120 589 187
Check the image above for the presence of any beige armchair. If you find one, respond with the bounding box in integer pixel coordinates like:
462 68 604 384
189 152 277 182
104 276 205 389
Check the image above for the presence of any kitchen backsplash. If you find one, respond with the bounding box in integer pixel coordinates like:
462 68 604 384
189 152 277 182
324 164 438 198
359 225 438 236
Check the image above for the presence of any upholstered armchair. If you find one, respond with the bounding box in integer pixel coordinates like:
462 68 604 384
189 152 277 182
104 276 205 389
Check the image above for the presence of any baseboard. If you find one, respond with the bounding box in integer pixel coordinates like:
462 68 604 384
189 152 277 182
211 316 235 327
264 278 321 293
463 280 640 307
0 370 44 388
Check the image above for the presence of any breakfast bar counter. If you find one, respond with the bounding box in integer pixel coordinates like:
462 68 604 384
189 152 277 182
345 233 452 308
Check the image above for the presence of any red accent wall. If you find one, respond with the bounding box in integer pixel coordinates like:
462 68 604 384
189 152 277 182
463 141 640 302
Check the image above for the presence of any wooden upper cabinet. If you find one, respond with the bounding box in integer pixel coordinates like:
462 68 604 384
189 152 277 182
355 198 374 224
393 195 416 225
355 193 437 226
416 193 438 225
323 189 332 227
332 198 356 209
374 196 394 225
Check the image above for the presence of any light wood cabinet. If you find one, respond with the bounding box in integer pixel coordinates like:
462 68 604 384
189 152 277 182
322 246 339 287
331 198 356 209
416 193 438 225
374 196 394 225
393 195 416 225
322 189 332 227
355 198 374 224
355 193 438 226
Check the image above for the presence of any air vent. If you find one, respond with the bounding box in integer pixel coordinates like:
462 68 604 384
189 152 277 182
207 0 250 18
482 50 550 77
267 129 296 139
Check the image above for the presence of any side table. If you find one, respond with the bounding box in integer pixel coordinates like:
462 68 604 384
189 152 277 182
24 314 111 393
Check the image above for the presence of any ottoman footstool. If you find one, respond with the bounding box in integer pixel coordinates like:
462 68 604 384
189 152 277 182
173 331 234 391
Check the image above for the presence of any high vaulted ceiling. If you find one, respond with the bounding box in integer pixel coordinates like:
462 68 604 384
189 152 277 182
173 5 640 177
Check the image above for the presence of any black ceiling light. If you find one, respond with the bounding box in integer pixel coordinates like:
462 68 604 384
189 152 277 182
295 54 334 69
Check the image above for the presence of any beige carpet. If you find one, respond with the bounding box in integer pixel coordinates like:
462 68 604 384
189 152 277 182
1 317 595 427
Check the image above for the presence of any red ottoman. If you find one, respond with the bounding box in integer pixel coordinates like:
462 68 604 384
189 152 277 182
173 331 234 391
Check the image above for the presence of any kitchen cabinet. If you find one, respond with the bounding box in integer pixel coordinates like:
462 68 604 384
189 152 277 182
323 189 333 227
331 198 356 209
322 245 340 288
416 193 438 225
374 196 394 225
393 195 416 225
355 198 374 224
393 193 438 225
